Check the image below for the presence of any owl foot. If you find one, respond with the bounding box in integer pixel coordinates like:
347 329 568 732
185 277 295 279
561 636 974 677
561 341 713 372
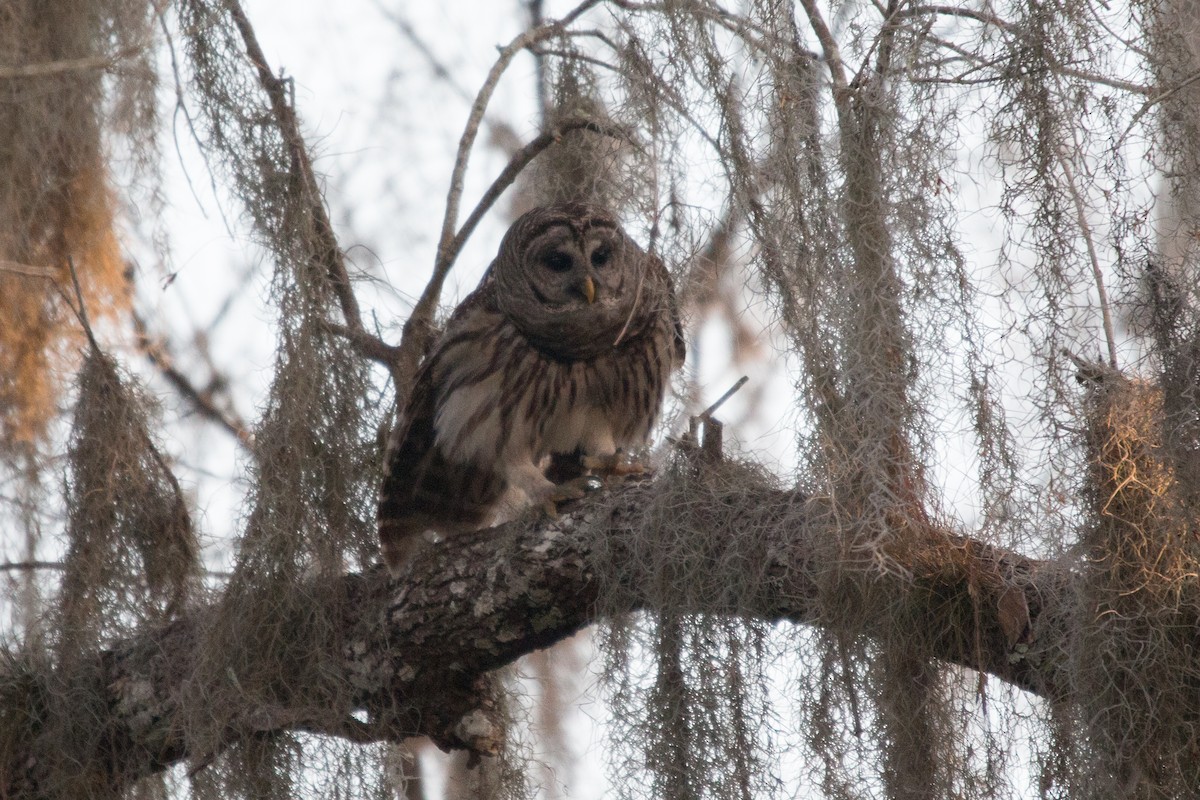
581 452 646 477
541 475 604 517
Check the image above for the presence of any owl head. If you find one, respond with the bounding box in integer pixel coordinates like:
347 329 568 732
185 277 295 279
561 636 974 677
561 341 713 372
492 202 658 359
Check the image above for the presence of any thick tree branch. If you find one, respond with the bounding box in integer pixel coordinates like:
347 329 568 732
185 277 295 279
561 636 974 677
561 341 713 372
5 477 1073 794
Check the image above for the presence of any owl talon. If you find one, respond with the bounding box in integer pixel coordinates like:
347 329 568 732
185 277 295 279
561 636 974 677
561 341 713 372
542 475 603 517
581 452 646 477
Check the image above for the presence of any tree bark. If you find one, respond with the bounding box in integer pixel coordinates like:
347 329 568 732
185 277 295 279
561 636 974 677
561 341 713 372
7 476 1073 795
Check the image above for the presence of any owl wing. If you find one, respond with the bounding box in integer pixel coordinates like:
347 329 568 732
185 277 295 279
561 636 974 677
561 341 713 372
377 282 509 572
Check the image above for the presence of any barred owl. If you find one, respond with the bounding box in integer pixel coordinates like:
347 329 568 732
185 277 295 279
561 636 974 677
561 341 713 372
378 202 685 573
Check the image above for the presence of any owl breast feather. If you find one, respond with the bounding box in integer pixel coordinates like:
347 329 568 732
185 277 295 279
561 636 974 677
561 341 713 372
431 322 635 472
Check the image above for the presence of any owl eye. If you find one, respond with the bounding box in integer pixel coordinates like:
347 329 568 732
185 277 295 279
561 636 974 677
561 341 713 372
591 246 611 268
544 252 573 272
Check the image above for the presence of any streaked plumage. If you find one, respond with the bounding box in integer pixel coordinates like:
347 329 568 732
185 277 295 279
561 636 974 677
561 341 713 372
378 202 685 572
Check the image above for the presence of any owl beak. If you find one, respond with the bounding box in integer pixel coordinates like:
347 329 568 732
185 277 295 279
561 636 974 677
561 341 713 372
582 275 596 304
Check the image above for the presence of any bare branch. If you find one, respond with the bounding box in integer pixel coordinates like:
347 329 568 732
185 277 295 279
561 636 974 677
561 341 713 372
323 321 403 366
435 0 602 274
373 2 476 105
797 0 849 97
896 4 1015 30
325 117 629 382
0 560 65 573
896 6 1149 94
0 261 55 279
62 257 100 353
131 311 254 447
1054 65 1149 96
1054 146 1119 369
699 375 749 420
0 48 141 80
1122 68 1200 144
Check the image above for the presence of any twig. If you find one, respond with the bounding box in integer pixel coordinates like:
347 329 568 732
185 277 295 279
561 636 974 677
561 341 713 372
0 50 137 80
0 261 56 279
62 257 100 353
895 6 1148 95
158 9 230 234
0 560 65 573
700 376 750 421
852 0 910 88
679 208 733 309
528 47 618 72
132 310 254 447
371 2 526 162
683 376 749 463
323 321 402 366
373 2 475 104
529 0 550 118
434 0 603 272
451 119 631 273
895 4 1015 30
1052 65 1149 97
1120 67 1200 147
1055 145 1119 370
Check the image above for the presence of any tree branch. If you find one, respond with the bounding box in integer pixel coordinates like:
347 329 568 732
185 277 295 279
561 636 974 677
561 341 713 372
0 48 143 80
132 310 254 448
223 0 366 334
4 477 1073 795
